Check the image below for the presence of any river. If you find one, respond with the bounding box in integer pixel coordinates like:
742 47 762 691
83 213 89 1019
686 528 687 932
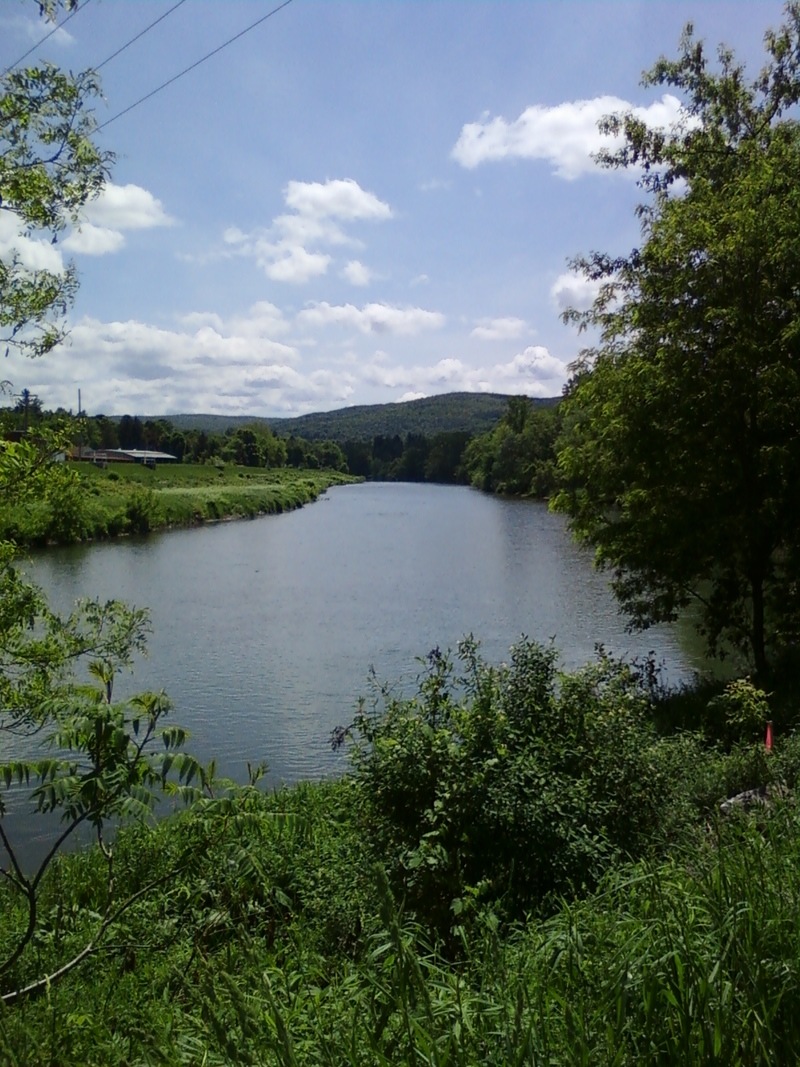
20 482 703 790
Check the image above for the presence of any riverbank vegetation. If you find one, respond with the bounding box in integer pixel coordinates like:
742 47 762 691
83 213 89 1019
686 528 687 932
3 638 800 1064
0 457 356 547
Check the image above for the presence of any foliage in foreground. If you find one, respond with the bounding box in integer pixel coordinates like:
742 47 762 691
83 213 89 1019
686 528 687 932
2 758 800 1064
338 639 790 937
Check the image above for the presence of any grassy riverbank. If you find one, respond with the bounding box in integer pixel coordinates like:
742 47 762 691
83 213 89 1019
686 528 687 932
4 742 800 1065
1 462 358 547
3 643 800 1064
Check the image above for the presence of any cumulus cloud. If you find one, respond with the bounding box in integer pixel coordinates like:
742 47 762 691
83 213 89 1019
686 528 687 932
0 212 65 272
63 183 174 255
179 301 291 338
62 223 126 256
223 178 391 284
471 316 527 341
267 245 331 284
15 293 569 416
297 301 445 336
489 346 568 395
341 260 373 286
84 184 174 230
452 93 685 178
20 303 339 415
359 345 568 398
550 271 604 313
284 178 392 221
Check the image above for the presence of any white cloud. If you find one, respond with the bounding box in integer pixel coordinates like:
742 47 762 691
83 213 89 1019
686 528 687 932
284 178 392 221
341 260 372 286
410 273 429 287
16 295 568 416
273 212 350 247
62 183 174 257
0 212 65 273
179 301 291 338
265 245 331 284
452 94 685 179
70 315 296 372
550 271 604 313
358 345 568 398
62 223 126 255
419 179 451 193
83 184 174 230
297 301 445 336
471 316 527 341
5 14 74 46
222 178 392 284
20 303 334 415
489 346 568 395
177 311 225 331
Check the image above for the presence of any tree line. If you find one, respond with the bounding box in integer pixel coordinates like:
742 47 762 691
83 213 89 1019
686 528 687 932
2 398 564 492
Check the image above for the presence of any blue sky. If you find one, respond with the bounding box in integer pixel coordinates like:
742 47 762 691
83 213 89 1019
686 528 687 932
0 0 786 417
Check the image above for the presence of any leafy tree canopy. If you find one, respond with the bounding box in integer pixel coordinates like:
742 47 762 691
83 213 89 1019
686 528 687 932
1 39 111 358
553 3 800 675
0 4 206 1004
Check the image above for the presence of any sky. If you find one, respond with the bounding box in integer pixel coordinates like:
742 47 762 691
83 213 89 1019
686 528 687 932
0 0 788 418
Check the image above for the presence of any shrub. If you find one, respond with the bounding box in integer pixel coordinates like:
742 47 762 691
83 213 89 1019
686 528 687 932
124 486 160 534
341 639 694 932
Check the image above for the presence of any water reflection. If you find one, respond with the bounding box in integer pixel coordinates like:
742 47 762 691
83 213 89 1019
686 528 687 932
23 482 704 791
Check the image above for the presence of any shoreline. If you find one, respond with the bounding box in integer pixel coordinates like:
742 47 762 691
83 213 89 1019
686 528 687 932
3 467 360 550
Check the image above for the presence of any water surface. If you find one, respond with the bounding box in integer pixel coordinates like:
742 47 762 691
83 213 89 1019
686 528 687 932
23 482 702 786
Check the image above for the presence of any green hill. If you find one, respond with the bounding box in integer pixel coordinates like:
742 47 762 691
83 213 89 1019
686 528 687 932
158 392 558 441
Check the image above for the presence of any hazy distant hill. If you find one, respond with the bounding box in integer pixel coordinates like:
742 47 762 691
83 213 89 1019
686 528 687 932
158 392 558 442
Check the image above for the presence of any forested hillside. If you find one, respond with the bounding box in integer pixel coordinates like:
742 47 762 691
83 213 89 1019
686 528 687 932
158 392 557 441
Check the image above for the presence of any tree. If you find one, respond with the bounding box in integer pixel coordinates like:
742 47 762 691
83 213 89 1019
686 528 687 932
1 60 111 359
13 387 42 429
465 399 559 497
0 5 204 1003
553 5 800 675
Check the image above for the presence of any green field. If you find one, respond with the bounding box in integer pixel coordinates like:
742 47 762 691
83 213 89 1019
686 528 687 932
2 461 357 547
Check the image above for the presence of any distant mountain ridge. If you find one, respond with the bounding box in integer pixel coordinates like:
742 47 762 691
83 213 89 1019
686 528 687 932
148 392 558 441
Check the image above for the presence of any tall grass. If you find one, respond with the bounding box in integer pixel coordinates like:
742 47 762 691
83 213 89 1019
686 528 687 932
1 641 799 1064
2 780 800 1064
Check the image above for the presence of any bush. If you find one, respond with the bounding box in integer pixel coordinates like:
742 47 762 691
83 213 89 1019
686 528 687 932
124 486 160 534
341 639 697 932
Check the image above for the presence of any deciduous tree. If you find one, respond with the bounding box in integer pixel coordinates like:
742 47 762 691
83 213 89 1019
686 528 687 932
0 4 204 1003
1 56 111 359
554 5 800 676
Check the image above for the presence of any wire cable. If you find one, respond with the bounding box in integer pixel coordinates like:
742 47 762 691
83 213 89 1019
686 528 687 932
95 0 189 73
96 0 295 132
1 0 93 78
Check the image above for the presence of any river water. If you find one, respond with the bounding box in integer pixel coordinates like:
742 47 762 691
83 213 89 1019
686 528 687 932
21 482 703 790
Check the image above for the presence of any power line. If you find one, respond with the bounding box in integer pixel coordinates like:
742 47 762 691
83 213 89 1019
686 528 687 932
96 0 296 133
1 0 93 78
95 0 189 73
